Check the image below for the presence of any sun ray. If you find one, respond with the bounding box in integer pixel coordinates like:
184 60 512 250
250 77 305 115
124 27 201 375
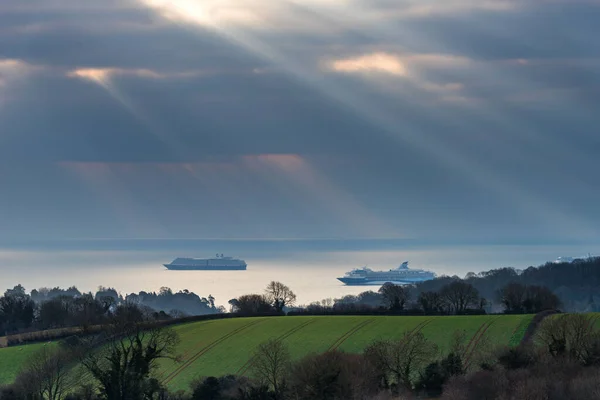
280 0 600 234
67 68 187 158
135 0 598 237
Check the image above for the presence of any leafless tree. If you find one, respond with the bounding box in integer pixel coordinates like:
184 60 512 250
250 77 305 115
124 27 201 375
234 294 273 314
498 283 560 314
523 285 561 313
378 283 411 311
321 298 333 308
264 282 297 313
440 281 480 314
289 350 380 400
15 345 74 400
79 311 180 400
498 282 527 313
250 339 291 399
364 331 438 392
536 314 600 364
418 291 445 314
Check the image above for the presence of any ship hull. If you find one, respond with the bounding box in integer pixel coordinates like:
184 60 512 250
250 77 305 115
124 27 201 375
337 277 430 285
164 264 247 271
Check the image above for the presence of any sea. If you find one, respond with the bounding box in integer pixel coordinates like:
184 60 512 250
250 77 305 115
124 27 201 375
1 239 598 309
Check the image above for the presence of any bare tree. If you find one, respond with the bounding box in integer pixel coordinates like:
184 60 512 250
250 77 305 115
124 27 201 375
440 281 480 314
250 339 291 399
264 282 297 313
378 283 411 311
418 291 445 314
228 298 240 313
80 308 180 400
523 285 561 313
15 345 74 400
364 331 438 392
234 294 273 315
498 283 560 314
289 350 379 400
321 298 333 308
498 282 527 313
536 314 600 364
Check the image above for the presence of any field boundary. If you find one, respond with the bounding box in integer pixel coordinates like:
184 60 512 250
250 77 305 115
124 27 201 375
508 316 532 347
520 310 560 345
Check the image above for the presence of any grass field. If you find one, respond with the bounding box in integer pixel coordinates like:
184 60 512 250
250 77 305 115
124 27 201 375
0 341 57 386
0 315 533 390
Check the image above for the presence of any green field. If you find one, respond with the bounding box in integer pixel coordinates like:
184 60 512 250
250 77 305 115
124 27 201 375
0 315 532 390
0 341 57 386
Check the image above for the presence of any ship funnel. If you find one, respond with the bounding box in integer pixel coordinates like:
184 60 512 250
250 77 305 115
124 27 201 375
398 261 409 270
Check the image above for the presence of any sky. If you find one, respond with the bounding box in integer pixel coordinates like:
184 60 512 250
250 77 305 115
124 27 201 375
1 0 599 243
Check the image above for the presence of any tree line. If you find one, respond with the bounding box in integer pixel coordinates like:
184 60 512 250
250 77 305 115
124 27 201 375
292 280 560 316
415 256 600 312
0 285 221 336
1 269 565 340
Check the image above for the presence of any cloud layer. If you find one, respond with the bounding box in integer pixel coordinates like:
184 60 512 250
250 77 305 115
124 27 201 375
1 0 599 241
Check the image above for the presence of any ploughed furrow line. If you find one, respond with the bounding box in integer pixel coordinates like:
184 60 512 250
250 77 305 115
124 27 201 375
328 319 376 352
406 318 434 339
464 317 500 370
461 320 490 360
162 318 266 385
155 320 225 381
393 318 435 354
237 318 317 376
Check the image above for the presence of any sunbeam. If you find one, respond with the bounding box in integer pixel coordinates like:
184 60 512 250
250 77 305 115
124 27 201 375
137 0 599 237
67 68 187 158
280 0 600 234
60 156 399 239
242 154 400 238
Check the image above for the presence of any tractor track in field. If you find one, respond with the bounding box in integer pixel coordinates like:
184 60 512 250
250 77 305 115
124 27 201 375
464 317 500 370
67 319 252 392
406 318 434 339
327 318 376 352
162 318 267 385
154 319 225 381
236 318 317 376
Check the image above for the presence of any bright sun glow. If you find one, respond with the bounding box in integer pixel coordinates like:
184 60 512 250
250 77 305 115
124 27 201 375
139 0 264 27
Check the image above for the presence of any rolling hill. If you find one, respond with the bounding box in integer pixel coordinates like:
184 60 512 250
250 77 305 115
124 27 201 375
0 314 533 390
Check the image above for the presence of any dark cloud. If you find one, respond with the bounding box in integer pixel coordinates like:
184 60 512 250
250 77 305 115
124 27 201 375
1 0 599 241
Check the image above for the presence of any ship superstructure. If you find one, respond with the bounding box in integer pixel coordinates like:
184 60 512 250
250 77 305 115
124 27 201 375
337 261 435 285
553 254 596 263
163 254 247 270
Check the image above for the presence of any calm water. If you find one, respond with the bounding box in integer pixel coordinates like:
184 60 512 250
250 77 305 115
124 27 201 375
1 241 598 308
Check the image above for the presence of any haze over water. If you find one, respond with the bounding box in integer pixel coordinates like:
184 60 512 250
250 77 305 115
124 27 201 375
2 240 598 308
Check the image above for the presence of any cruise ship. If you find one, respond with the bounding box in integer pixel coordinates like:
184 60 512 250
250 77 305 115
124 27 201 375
553 254 596 263
163 254 247 270
337 262 435 285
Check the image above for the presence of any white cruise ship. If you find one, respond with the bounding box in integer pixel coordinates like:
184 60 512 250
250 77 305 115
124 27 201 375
337 261 435 286
163 254 247 270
